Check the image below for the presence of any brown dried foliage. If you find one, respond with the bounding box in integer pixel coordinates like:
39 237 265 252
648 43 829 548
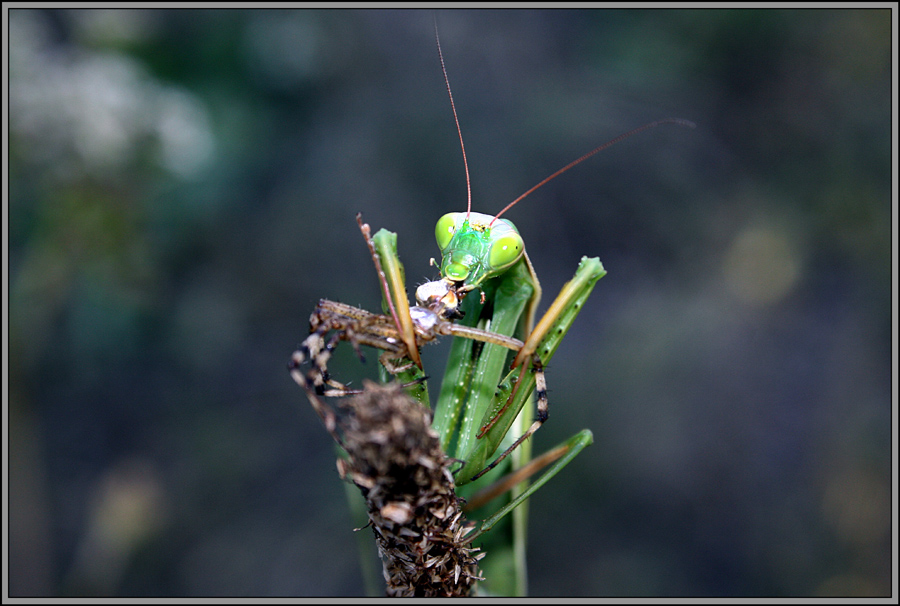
334 381 484 597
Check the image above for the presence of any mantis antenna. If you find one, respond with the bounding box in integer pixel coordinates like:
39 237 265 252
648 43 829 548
491 118 696 225
434 17 695 228
434 17 472 217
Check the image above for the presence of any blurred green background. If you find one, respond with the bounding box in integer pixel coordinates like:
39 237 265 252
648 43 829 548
7 8 892 597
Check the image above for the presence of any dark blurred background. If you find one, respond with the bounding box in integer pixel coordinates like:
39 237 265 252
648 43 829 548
7 8 893 597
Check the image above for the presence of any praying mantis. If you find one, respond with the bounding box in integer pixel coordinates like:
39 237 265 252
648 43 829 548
290 215 605 596
289 22 694 596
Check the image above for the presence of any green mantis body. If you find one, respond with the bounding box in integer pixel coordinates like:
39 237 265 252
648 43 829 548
370 218 605 485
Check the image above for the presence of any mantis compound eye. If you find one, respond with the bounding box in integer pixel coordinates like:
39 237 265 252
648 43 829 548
488 232 524 271
435 213 461 251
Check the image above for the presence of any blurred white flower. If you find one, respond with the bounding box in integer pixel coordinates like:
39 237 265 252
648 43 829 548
10 10 215 180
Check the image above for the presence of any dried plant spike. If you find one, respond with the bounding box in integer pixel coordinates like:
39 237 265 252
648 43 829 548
338 381 483 597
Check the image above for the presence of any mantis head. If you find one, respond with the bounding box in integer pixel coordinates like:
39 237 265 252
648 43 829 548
416 211 524 318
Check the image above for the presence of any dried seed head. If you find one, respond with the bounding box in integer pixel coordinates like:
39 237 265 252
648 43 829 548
337 381 483 597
